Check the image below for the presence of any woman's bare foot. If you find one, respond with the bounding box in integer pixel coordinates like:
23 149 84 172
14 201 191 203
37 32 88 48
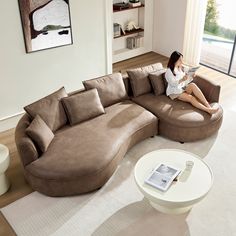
207 105 219 115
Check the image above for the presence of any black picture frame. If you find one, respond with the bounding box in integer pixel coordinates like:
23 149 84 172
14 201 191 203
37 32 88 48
18 0 73 53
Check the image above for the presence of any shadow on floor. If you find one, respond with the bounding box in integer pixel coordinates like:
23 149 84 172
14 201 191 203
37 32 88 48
92 198 190 236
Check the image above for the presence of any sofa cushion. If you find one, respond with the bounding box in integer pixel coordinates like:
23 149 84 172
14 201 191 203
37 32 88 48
127 63 163 97
132 93 223 127
83 73 128 107
25 101 157 181
24 87 68 132
149 70 167 96
62 88 105 125
26 115 54 153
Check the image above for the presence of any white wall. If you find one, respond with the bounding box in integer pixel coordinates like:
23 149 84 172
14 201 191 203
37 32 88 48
0 0 109 131
153 0 188 57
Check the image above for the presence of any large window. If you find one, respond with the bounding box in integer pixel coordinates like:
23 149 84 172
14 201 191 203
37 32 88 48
200 0 236 77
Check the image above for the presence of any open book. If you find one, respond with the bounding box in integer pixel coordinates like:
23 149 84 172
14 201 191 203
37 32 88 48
145 164 181 192
181 66 200 86
186 66 200 76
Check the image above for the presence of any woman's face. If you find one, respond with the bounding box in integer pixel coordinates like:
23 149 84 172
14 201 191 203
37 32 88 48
175 56 183 67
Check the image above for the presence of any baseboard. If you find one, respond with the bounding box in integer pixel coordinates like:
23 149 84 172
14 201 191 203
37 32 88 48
0 112 24 133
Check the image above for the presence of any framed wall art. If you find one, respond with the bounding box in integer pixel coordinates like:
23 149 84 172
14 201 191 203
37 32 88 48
18 0 73 53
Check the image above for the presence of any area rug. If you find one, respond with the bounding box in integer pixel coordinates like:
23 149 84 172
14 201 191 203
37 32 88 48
1 110 236 236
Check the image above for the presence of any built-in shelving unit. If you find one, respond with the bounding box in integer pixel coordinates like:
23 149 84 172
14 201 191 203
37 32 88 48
112 0 153 63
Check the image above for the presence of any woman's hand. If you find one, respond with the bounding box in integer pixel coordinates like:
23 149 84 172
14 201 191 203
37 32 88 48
179 75 189 83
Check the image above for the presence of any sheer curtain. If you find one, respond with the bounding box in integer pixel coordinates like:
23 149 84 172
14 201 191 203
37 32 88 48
183 0 207 66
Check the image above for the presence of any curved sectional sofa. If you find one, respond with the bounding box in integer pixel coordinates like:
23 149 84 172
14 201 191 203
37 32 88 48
15 63 223 196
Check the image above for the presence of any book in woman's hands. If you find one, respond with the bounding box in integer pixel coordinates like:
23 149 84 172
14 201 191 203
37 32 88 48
186 66 200 76
145 164 181 192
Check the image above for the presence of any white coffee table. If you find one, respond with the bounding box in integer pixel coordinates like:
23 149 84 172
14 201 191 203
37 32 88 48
0 144 10 195
134 149 213 214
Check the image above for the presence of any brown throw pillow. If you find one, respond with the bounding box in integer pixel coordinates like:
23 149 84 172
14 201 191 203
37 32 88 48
24 87 68 132
127 63 164 97
62 88 105 125
149 69 167 96
83 73 128 107
26 115 54 153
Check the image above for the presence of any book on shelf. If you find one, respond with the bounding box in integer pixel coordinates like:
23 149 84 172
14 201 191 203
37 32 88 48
144 164 181 192
127 35 144 49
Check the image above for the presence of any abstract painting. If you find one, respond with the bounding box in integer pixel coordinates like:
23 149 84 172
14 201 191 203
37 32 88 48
18 0 73 53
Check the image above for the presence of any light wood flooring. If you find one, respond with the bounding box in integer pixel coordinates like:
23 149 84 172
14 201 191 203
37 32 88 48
0 52 235 236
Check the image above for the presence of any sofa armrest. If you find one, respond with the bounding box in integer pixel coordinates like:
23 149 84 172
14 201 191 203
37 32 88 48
193 75 221 103
15 114 39 167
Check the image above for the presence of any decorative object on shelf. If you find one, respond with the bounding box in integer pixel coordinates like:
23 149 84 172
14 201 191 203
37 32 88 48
18 0 73 53
113 2 130 11
127 35 144 49
113 23 121 38
126 21 140 31
129 0 142 7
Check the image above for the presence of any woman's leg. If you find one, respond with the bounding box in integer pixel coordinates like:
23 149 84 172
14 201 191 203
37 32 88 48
185 83 211 108
177 92 218 114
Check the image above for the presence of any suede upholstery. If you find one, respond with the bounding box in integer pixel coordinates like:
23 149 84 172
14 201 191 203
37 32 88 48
26 115 54 152
149 70 167 96
15 64 223 196
62 89 105 125
132 93 223 142
127 63 163 97
23 101 157 196
15 114 39 167
24 87 68 132
83 73 128 107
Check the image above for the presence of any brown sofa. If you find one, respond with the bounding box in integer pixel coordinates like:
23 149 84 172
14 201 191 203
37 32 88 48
15 63 223 196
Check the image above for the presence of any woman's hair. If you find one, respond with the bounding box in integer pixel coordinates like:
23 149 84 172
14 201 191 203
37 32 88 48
167 51 183 75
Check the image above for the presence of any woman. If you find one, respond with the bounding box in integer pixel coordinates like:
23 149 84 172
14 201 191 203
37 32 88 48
165 51 219 115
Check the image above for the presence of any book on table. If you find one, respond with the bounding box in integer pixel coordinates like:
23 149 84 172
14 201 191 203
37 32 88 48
145 164 181 192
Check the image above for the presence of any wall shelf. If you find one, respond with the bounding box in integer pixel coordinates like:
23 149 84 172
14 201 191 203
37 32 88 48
112 0 153 63
113 4 144 13
114 28 144 39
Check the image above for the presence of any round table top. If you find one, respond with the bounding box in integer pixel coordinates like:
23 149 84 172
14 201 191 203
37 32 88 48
0 144 9 163
134 149 213 204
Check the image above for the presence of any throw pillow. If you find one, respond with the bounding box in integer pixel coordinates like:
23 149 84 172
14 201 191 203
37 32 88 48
26 115 54 153
24 87 68 132
83 73 128 107
62 88 105 125
149 69 167 96
126 63 164 97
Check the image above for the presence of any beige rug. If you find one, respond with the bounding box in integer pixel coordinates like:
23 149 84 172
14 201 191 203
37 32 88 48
1 110 236 236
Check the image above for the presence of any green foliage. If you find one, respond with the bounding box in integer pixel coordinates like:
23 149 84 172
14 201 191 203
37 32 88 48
218 26 236 40
204 0 219 33
204 0 236 40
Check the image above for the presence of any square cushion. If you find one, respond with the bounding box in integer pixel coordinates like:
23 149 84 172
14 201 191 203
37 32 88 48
127 63 163 97
83 73 128 107
26 115 54 153
149 69 167 96
24 87 68 132
62 88 105 125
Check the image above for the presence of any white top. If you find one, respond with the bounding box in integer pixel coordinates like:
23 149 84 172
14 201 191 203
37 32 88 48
134 149 213 204
165 68 186 96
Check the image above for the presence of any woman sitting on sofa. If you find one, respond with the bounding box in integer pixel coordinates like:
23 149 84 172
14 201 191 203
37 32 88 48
165 51 219 115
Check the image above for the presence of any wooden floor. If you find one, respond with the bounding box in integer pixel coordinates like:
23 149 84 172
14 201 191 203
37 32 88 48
0 52 235 236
